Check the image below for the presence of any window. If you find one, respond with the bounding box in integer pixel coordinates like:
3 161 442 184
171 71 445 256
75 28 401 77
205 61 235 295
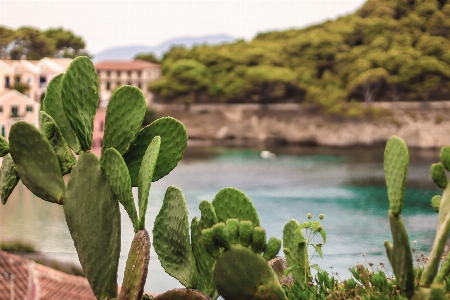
117 82 121 87
107 70 111 77
1 125 4 137
127 71 131 77
5 76 10 88
117 71 121 77
127 82 131 86
106 82 111 91
137 71 141 78
137 83 141 89
11 106 18 117
27 77 31 84
0 106 3 113
15 76 21 84
99 120 104 132
39 76 46 87
26 106 33 112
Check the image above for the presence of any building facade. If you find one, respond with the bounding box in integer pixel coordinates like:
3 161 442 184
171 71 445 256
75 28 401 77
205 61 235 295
0 58 72 102
95 60 160 107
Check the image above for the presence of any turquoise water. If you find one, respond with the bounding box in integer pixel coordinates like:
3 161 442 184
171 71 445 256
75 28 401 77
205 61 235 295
0 144 442 294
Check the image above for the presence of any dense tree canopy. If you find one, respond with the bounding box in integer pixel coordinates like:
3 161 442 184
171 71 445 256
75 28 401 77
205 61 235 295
148 0 450 111
0 26 89 60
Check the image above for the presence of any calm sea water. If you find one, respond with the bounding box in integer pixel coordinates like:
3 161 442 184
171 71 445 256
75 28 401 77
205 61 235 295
0 143 442 294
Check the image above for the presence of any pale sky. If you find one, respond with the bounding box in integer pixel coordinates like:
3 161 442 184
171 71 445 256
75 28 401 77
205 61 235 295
0 0 366 54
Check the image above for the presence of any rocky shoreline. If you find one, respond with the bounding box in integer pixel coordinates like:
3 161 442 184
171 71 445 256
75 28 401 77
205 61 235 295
154 102 450 149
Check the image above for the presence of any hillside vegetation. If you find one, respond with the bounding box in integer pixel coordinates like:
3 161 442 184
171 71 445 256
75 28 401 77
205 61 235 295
148 0 450 113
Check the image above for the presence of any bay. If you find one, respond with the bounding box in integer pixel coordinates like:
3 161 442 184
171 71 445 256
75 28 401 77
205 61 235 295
0 143 442 294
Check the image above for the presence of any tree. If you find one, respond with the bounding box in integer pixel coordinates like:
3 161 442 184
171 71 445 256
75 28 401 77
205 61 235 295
0 26 15 59
44 27 88 58
9 27 56 60
134 53 160 64
346 68 389 102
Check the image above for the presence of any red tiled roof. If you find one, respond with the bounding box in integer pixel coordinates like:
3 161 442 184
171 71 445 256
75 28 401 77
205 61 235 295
94 60 160 71
0 251 95 300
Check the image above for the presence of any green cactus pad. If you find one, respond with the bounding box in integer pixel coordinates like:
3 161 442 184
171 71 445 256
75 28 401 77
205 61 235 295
441 146 450 171
384 211 414 297
39 111 76 175
154 288 212 300
0 154 20 205
102 148 138 232
212 188 260 226
251 227 266 254
202 228 220 259
213 244 287 300
9 122 65 204
263 237 282 261
432 195 441 213
153 186 198 288
225 218 239 245
199 200 218 228
283 220 310 288
384 136 409 217
212 223 230 250
43 74 81 153
61 56 99 151
431 163 447 189
119 229 151 300
191 218 217 298
63 151 120 299
123 117 187 185
0 135 9 157
102 86 146 156
239 220 254 247
138 136 161 230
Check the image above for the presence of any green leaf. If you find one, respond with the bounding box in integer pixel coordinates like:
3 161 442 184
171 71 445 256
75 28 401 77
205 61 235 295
293 235 306 246
319 229 327 244
310 264 324 272
313 245 323 259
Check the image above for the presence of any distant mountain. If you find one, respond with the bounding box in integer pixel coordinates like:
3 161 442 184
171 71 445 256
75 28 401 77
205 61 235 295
92 34 236 62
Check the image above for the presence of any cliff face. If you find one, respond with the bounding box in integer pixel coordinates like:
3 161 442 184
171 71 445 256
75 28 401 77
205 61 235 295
154 102 450 149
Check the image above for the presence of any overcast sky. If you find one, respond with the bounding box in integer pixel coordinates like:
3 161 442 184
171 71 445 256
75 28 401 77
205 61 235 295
0 0 366 55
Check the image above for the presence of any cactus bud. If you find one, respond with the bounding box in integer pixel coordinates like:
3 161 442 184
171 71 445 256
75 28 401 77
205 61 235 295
251 226 266 254
319 214 324 220
431 163 447 189
239 220 253 247
212 222 230 250
440 146 450 171
307 213 312 219
431 195 441 213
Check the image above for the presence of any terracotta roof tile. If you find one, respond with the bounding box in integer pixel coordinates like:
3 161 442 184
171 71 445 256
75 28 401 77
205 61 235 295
94 60 160 71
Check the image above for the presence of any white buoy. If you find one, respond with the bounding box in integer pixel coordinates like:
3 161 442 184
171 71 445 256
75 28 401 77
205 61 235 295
260 150 276 159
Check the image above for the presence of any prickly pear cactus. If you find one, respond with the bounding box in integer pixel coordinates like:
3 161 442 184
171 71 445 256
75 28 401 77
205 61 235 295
39 111 76 175
153 186 199 288
212 188 260 226
123 117 187 185
384 136 409 217
61 56 99 151
0 154 19 205
119 229 151 300
101 85 146 156
283 220 311 289
0 135 9 157
202 219 286 300
64 152 121 299
8 121 65 204
431 163 447 189
43 73 81 153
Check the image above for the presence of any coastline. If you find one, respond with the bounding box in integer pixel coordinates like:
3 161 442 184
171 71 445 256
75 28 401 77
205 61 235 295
153 101 450 149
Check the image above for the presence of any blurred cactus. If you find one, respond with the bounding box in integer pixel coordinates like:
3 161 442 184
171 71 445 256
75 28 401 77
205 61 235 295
1 56 188 299
384 136 450 299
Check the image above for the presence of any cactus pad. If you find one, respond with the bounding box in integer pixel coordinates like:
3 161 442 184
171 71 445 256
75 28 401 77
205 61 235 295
153 186 198 288
0 154 20 205
61 57 99 151
0 135 9 157
384 136 409 216
431 195 441 213
384 211 414 297
225 218 239 245
191 218 217 298
283 220 311 288
123 117 187 185
9 122 65 204
441 146 450 171
39 111 76 175
102 147 138 232
119 229 151 300
212 188 260 226
238 220 254 247
263 238 282 261
213 245 286 300
63 151 120 299
431 163 447 189
138 136 160 230
199 200 218 228
102 86 146 156
43 74 81 153
251 227 266 254
154 288 212 300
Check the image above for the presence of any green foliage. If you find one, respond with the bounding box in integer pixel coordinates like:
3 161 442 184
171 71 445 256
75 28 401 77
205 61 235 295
134 53 160 64
11 83 30 95
149 0 450 111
